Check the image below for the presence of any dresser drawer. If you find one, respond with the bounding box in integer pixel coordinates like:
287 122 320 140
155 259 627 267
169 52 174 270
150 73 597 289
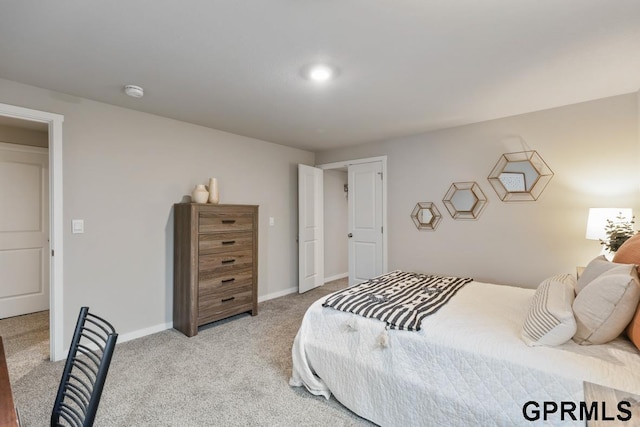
199 212 254 233
198 231 253 255
199 250 252 274
199 268 253 295
197 284 253 325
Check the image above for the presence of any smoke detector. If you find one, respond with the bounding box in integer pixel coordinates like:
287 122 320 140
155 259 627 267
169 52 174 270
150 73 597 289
124 85 144 98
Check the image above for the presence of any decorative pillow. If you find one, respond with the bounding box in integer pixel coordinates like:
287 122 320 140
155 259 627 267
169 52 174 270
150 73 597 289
576 256 634 294
521 274 577 347
613 233 640 272
627 306 640 351
572 267 640 345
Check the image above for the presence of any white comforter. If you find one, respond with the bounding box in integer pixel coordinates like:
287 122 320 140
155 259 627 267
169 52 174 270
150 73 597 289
290 281 640 426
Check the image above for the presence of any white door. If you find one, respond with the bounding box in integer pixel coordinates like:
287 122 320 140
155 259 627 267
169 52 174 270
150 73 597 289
298 164 324 293
348 162 383 286
0 142 49 318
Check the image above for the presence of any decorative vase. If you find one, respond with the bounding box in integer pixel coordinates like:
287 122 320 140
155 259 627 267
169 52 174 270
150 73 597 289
207 177 219 204
192 184 209 204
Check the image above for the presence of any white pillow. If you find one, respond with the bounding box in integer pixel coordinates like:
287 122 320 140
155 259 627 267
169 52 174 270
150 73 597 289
572 267 640 345
521 274 577 346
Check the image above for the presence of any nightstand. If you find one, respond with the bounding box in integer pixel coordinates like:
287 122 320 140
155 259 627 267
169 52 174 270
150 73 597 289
583 381 640 426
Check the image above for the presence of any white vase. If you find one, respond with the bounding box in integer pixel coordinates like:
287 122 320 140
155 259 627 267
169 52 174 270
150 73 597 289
192 184 209 204
207 177 219 204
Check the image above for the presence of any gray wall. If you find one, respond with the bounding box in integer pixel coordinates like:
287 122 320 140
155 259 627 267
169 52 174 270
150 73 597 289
0 78 314 344
323 170 348 280
0 123 48 147
2 73 637 346
317 93 640 288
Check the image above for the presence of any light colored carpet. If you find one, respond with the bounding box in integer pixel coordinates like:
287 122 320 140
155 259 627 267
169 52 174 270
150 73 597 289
0 310 49 383
1 279 376 426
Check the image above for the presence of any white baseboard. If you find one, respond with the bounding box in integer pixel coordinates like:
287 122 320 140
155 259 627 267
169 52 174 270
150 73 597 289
52 322 174 361
258 286 298 302
324 272 348 283
118 287 300 341
117 322 173 344
109 281 336 347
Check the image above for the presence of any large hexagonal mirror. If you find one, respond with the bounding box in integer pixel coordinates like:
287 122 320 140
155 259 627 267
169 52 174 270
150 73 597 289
411 202 442 230
443 182 487 220
487 151 553 201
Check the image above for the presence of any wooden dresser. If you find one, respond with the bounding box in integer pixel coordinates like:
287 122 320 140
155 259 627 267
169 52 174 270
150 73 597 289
173 203 258 337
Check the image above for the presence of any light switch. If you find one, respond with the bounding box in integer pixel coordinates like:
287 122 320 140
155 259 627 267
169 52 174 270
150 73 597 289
269 217 275 226
72 219 84 234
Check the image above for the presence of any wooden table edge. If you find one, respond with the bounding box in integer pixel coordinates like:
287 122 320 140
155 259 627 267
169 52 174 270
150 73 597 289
0 337 19 427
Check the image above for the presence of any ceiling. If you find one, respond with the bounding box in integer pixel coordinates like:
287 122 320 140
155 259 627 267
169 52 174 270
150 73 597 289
0 1 639 152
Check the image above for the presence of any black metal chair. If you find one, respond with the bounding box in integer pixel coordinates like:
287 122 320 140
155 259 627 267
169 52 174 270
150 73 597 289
51 307 118 427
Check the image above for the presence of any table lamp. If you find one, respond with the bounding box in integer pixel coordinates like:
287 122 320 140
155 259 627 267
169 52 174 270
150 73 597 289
586 208 633 256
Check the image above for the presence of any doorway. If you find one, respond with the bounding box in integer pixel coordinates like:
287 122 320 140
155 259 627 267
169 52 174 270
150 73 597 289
298 156 387 292
0 102 64 361
322 168 348 283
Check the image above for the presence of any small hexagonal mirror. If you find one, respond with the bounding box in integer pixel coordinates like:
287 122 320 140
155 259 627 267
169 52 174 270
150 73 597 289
487 151 553 201
411 202 442 230
443 182 487 220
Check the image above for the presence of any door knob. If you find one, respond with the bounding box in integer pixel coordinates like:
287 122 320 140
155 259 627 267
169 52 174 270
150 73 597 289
348 233 353 238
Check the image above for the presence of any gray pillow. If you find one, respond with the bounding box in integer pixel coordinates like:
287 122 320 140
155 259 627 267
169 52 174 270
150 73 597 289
572 267 640 345
576 256 634 294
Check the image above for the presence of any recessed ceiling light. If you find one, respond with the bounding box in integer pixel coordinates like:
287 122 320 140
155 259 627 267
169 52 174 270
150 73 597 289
124 84 144 98
304 64 338 83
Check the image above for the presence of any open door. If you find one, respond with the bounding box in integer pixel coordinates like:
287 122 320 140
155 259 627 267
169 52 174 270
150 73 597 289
298 164 324 293
0 143 50 318
348 161 383 286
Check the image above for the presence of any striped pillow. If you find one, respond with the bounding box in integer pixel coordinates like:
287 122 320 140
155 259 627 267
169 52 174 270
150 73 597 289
521 274 577 346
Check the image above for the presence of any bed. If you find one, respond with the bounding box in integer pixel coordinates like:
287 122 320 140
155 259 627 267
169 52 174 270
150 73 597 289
290 270 640 426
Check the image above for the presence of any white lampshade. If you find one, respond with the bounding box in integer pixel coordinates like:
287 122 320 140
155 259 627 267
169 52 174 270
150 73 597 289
585 208 633 240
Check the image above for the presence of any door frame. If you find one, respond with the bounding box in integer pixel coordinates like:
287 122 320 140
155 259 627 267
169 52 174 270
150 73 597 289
0 102 64 361
317 155 388 280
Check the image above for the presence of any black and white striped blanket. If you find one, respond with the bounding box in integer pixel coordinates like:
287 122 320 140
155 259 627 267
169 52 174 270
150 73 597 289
323 270 472 331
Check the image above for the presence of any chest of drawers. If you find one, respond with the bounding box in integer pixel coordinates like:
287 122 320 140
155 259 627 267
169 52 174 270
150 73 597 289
173 203 258 336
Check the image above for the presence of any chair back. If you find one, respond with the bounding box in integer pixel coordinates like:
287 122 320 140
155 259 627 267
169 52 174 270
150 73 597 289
51 307 118 427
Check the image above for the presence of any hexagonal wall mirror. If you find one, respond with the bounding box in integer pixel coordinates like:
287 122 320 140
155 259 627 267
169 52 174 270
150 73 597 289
442 182 487 220
411 202 442 230
487 150 553 201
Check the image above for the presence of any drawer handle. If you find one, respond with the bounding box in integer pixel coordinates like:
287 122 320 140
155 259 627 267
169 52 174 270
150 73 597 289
221 259 236 264
221 240 236 245
221 278 235 284
221 220 236 224
221 297 235 303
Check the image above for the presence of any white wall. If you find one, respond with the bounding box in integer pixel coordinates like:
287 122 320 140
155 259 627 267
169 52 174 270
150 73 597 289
0 78 314 344
317 93 640 288
323 169 348 280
